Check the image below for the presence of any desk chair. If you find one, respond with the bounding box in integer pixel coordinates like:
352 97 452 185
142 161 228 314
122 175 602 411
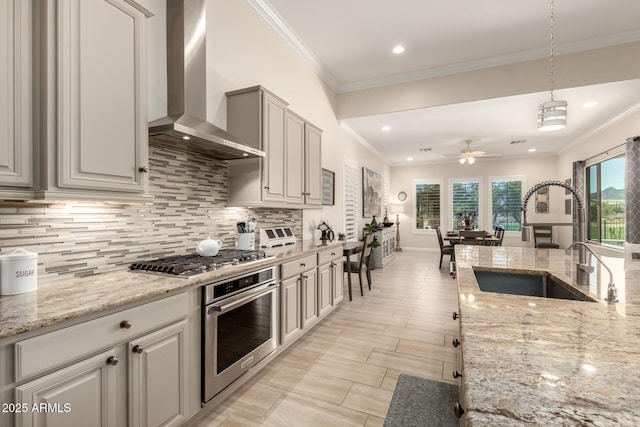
436 226 454 269
344 233 374 297
533 226 560 249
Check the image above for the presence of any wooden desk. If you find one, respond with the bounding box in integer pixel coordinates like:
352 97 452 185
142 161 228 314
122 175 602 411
342 241 363 301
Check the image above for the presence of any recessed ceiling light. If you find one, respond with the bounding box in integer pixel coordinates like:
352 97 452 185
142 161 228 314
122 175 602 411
528 148 537 152
582 101 598 108
407 157 413 161
381 125 391 131
392 45 405 54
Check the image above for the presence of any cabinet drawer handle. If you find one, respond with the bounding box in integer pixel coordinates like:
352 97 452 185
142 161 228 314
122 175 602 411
453 370 462 379
106 356 119 366
301 274 308 279
264 186 270 190
452 312 459 320
120 320 132 329
132 345 143 354
138 166 148 173
331 252 336 256
452 338 460 347
300 263 306 267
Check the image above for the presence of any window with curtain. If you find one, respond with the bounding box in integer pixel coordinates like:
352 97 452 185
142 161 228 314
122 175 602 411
490 176 523 232
414 179 442 232
451 179 480 230
587 154 625 248
343 159 359 241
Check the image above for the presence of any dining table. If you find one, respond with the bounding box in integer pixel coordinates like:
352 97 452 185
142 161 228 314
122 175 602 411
342 241 363 301
443 232 499 245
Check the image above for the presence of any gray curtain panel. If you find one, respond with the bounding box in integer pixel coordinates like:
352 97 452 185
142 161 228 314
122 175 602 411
625 136 640 244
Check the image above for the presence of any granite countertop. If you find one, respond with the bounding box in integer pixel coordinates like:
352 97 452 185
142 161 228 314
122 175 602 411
455 245 640 426
0 240 343 339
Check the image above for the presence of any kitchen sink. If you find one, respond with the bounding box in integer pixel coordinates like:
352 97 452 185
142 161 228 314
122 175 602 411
473 269 597 302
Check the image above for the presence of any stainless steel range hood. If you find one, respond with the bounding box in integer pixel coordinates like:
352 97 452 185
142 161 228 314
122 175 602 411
149 0 265 159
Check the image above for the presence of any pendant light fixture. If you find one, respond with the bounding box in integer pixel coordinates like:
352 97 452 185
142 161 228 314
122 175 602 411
538 0 567 132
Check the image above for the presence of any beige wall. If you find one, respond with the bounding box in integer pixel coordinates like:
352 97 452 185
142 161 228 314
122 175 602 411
391 155 567 251
142 0 390 241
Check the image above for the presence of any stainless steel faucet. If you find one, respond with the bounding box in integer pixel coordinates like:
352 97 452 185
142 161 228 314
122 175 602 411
566 242 618 303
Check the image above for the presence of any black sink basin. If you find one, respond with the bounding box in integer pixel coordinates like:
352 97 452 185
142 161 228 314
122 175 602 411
473 269 597 302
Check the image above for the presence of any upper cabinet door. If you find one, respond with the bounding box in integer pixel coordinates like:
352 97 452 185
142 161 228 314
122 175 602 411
57 0 150 192
0 0 33 187
304 124 322 206
285 112 305 204
261 93 287 202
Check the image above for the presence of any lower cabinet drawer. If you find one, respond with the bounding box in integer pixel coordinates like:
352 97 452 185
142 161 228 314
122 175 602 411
14 292 188 382
281 254 317 279
318 247 341 265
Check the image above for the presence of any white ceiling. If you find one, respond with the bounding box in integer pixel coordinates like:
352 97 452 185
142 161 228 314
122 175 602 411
255 0 640 165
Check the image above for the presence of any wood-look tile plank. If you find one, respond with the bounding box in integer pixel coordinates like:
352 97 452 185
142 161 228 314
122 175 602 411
192 252 459 427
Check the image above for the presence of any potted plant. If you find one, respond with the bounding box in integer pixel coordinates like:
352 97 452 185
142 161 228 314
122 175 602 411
363 223 381 248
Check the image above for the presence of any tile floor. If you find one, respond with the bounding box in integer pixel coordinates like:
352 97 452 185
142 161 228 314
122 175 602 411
193 251 460 426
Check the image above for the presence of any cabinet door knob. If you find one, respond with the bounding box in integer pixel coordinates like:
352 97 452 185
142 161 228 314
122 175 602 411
301 274 308 279
452 338 460 347
120 320 132 329
106 356 119 366
453 370 462 379
138 166 149 173
454 402 465 418
132 345 143 354
452 312 459 320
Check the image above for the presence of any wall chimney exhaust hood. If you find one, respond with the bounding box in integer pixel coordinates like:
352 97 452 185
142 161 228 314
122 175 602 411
149 0 265 160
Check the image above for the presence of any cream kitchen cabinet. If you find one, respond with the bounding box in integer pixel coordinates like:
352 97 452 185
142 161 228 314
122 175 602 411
36 0 152 201
280 254 318 346
317 247 344 316
9 293 188 427
0 0 152 202
226 86 322 208
0 0 33 193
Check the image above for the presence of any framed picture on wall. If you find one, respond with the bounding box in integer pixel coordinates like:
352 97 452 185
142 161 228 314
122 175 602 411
362 167 382 217
321 168 335 205
535 185 549 213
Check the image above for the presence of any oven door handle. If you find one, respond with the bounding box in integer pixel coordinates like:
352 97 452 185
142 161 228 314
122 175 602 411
208 282 278 314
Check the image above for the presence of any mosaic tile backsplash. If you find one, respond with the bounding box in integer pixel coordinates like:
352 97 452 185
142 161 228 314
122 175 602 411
0 145 302 282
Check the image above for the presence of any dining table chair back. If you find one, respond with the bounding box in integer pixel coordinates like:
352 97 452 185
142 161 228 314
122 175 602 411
533 225 560 249
493 226 505 246
460 230 487 245
344 233 374 297
436 226 454 269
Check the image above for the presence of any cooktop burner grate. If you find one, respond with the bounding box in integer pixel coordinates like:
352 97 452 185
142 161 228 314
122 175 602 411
129 249 268 276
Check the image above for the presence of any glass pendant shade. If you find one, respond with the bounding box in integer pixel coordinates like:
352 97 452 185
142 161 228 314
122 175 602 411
459 157 466 164
537 100 567 131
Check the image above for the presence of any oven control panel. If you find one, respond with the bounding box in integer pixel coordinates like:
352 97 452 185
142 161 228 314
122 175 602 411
260 227 296 247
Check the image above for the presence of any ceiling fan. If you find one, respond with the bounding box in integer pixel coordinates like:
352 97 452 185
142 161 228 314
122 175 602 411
446 140 501 164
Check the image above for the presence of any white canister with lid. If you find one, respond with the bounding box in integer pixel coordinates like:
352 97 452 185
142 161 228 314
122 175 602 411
0 248 38 295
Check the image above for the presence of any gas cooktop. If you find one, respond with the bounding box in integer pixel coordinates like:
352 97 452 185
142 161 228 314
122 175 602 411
129 249 269 277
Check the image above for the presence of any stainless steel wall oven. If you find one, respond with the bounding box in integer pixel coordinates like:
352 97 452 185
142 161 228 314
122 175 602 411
201 266 279 403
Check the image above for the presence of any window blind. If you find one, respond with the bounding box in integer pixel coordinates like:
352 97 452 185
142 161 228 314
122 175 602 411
343 159 359 240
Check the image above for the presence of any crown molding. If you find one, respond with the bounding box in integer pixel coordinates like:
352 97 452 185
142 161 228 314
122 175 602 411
248 0 340 90
248 1 640 94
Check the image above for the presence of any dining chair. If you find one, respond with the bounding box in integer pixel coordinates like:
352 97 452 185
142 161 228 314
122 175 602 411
533 225 560 249
344 233 374 297
492 226 505 246
436 226 455 269
460 230 487 245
